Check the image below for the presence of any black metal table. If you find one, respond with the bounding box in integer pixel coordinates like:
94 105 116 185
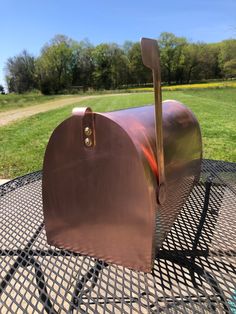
0 159 236 313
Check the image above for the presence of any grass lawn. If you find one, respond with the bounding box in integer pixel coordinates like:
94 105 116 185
128 80 236 92
0 92 76 112
0 88 235 178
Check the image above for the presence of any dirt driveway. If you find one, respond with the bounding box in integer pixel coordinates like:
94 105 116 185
0 95 97 127
0 93 130 127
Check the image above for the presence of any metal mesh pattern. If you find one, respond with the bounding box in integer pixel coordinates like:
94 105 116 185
0 160 236 313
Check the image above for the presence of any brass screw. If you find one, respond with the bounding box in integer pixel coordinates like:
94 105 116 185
84 137 92 147
84 127 92 136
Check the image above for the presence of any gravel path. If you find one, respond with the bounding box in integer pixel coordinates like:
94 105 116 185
0 93 130 127
0 95 97 127
0 92 133 180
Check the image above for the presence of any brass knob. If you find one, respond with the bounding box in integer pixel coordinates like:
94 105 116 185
84 127 92 136
84 137 92 147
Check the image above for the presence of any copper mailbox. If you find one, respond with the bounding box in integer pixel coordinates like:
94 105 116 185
42 38 202 272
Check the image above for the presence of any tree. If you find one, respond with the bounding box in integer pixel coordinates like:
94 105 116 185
219 39 236 78
5 33 236 94
0 84 5 94
199 44 221 80
36 35 74 94
158 32 187 84
127 42 151 85
223 59 236 78
110 45 130 88
71 40 95 91
5 50 37 93
182 43 201 83
123 41 134 55
91 44 113 89
92 43 130 89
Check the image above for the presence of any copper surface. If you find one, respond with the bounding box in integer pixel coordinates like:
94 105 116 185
43 101 202 272
42 38 202 272
43 112 156 272
141 38 166 204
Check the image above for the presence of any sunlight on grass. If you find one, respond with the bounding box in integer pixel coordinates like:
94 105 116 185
128 80 236 92
0 92 76 112
0 88 235 178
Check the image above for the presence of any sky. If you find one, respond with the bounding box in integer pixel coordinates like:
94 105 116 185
1 0 235 88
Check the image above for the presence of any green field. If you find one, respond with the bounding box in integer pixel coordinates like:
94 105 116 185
0 88 235 178
0 93 71 112
1 81 235 113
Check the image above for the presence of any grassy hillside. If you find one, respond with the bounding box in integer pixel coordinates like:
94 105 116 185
0 88 235 178
1 81 235 112
128 80 236 92
0 93 74 112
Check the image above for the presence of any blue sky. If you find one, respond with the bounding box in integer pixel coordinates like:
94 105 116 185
1 0 235 87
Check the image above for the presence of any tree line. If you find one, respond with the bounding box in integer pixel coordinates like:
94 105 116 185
4 32 236 94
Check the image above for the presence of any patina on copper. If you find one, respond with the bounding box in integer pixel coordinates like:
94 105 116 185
42 38 202 272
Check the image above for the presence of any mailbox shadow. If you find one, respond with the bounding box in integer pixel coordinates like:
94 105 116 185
153 170 233 313
0 160 235 313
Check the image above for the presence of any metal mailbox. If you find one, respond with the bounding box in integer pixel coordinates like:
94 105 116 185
42 38 202 272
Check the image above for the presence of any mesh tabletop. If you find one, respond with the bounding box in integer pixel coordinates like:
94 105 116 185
0 159 236 313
